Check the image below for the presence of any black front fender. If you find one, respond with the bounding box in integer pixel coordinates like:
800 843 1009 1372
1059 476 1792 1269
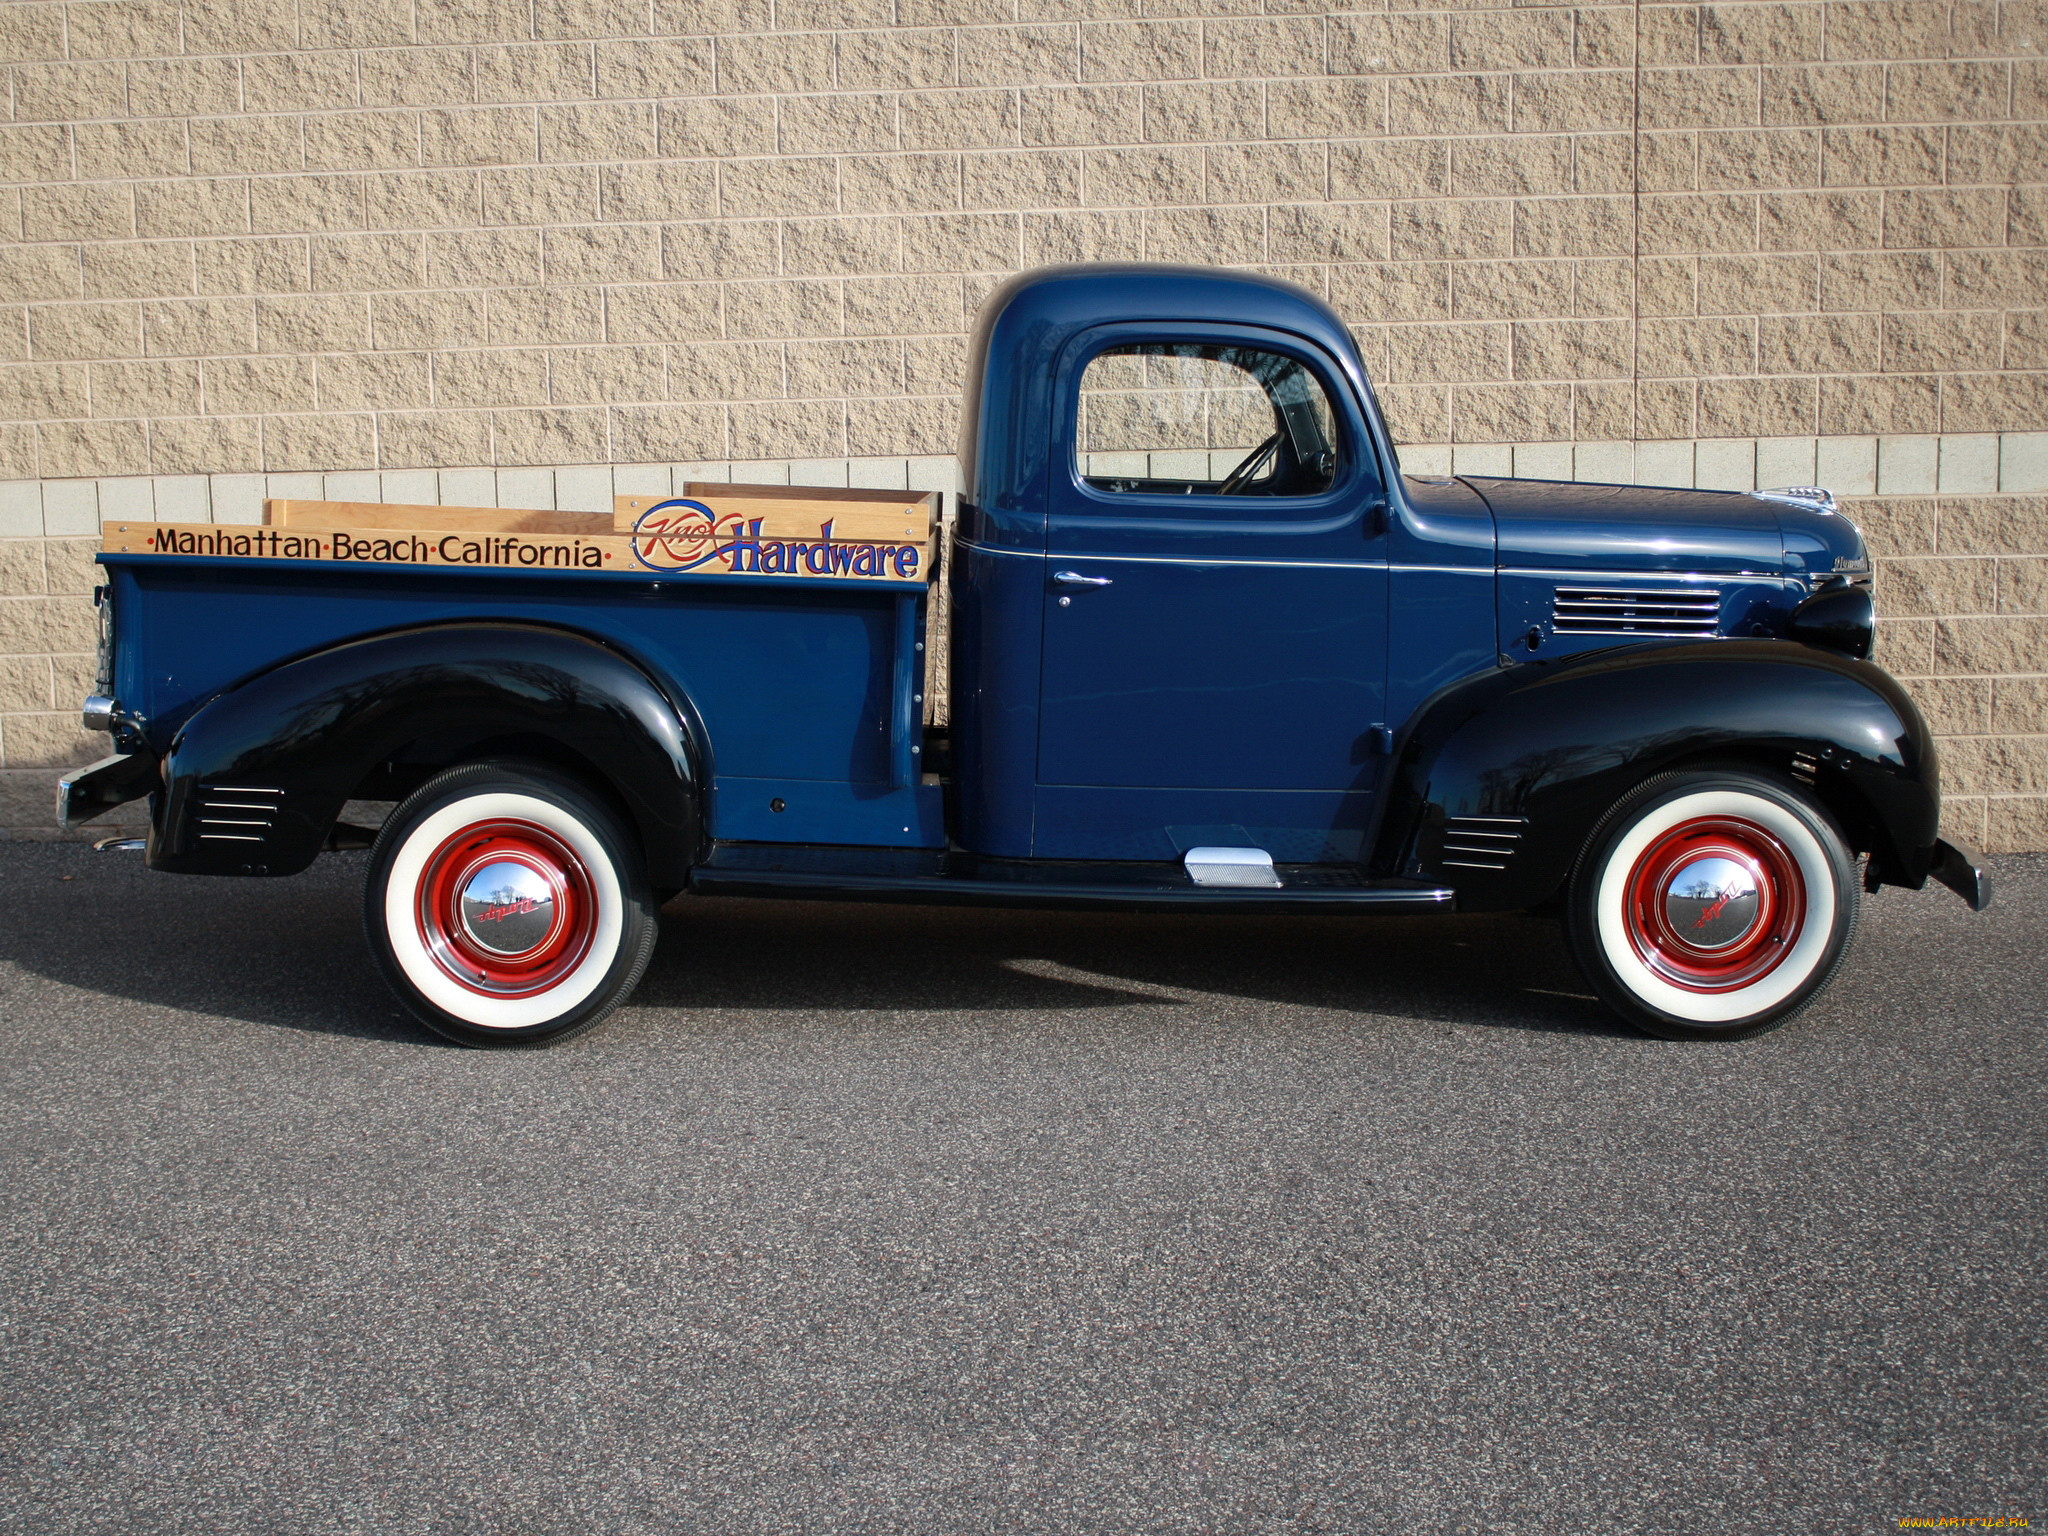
152 623 706 881
1374 640 1940 911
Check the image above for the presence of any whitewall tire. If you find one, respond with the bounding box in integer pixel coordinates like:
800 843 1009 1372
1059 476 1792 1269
363 761 659 1047
1565 769 1860 1041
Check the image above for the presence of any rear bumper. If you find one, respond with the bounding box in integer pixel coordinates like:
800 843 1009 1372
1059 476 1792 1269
56 752 155 829
1928 837 1992 912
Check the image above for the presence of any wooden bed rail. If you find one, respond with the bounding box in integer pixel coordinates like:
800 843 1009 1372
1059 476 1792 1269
99 483 939 585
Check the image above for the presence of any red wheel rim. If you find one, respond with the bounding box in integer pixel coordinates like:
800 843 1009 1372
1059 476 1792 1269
1622 815 1805 993
414 818 597 998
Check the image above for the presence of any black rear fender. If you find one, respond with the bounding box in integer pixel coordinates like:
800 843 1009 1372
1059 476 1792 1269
151 623 706 881
1375 640 1940 912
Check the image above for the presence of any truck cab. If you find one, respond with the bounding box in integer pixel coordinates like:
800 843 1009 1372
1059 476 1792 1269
62 264 1988 1048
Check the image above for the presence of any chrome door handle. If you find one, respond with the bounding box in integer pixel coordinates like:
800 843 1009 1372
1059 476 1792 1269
1052 570 1113 588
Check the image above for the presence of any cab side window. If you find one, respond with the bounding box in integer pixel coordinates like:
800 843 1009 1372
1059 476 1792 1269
1077 343 1341 498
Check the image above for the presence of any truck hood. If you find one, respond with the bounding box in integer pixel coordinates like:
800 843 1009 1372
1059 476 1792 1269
1460 476 1785 576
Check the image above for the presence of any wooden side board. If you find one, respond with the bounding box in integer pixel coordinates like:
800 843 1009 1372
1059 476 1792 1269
103 498 934 584
106 521 635 571
266 498 613 536
681 481 942 507
261 492 934 544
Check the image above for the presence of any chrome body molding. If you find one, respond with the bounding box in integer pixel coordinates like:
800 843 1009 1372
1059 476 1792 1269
1503 566 1779 583
956 539 1398 574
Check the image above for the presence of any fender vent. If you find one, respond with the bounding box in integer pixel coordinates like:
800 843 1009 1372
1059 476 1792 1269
197 785 283 844
1442 816 1527 872
1552 587 1720 636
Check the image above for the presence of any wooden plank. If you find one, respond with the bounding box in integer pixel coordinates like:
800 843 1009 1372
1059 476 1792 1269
100 519 931 584
107 521 635 572
615 492 932 540
682 480 941 508
267 498 613 536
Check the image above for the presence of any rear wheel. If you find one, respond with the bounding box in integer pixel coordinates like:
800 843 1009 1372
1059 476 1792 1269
363 761 658 1047
1565 769 1859 1041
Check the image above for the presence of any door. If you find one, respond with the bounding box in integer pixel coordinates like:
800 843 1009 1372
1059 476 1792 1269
1033 325 1391 863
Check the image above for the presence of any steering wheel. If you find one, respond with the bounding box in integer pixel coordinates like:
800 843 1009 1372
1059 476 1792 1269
1217 432 1283 495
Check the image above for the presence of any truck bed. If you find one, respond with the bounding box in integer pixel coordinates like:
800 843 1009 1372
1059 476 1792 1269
98 487 948 850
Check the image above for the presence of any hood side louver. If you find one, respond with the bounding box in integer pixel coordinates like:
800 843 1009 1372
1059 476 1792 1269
1551 587 1720 637
1441 816 1526 872
197 785 283 844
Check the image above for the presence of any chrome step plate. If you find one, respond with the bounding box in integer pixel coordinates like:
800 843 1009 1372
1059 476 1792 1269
1183 846 1282 888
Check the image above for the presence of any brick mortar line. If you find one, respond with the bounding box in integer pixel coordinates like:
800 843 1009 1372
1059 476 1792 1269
7 129 2043 158
7 255 2038 275
13 177 2035 194
8 43 2020 62
11 151 2048 179
5 235 2035 265
6 30 2042 61
8 88 2043 119
10 124 2045 147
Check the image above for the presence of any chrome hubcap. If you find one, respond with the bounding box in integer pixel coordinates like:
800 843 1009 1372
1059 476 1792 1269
458 859 558 957
1662 855 1762 951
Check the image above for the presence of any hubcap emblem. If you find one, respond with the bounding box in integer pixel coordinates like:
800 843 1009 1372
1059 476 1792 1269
1662 855 1762 951
458 859 557 956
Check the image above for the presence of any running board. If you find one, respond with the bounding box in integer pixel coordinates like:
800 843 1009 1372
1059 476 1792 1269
688 845 1455 914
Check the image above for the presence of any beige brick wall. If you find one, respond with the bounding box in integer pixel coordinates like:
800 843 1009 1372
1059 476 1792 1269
0 532 101 836
0 0 2041 470
0 0 2044 848
1858 490 2048 852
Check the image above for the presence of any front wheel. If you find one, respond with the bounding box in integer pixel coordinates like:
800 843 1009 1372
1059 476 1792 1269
1565 769 1860 1041
363 761 659 1047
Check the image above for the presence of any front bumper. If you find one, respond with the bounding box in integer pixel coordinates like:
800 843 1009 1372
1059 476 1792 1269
56 752 155 829
1928 837 1992 912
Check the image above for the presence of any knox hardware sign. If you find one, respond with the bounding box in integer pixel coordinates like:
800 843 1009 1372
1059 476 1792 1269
628 499 923 580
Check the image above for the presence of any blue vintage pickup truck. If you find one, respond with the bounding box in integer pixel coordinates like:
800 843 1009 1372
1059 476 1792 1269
60 264 1987 1047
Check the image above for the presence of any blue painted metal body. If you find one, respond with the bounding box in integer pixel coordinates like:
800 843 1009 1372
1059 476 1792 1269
92 263 1920 908
99 556 944 853
948 265 1867 865
150 622 708 881
953 266 1415 860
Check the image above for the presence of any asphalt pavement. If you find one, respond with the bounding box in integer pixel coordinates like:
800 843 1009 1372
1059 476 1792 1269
0 840 2040 1534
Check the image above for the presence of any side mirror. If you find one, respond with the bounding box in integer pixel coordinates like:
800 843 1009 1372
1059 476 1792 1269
1789 584 1874 661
